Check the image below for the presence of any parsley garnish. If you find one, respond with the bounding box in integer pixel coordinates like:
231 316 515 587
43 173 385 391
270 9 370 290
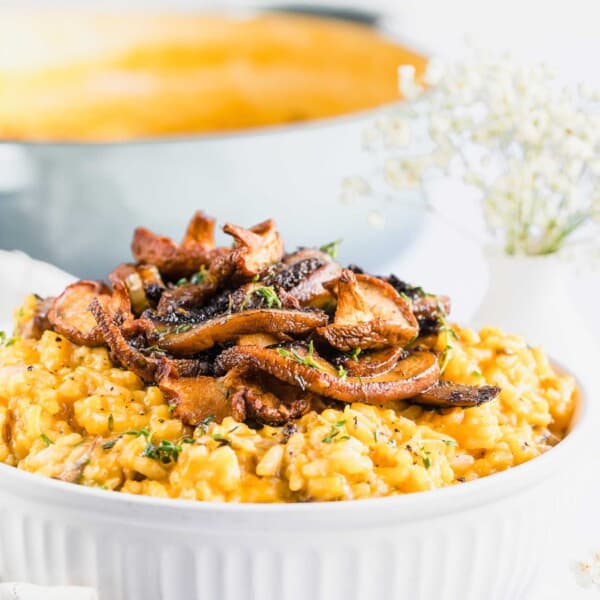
142 439 183 464
198 414 216 433
190 267 207 285
0 331 16 347
400 292 413 307
421 449 432 469
443 439 456 447
102 439 118 450
124 427 150 440
254 286 282 309
40 433 53 446
319 239 342 258
277 341 324 371
211 433 231 447
337 365 347 379
107 413 114 432
175 277 188 287
349 347 362 360
322 420 347 443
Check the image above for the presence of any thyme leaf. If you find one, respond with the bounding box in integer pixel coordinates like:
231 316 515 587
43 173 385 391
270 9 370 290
319 239 343 258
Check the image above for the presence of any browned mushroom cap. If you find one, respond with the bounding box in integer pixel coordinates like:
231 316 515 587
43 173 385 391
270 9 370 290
108 264 166 315
157 308 329 355
17 295 55 340
132 211 216 279
412 295 452 321
317 270 419 351
338 346 408 377
47 280 118 346
89 299 211 383
215 343 440 404
288 261 342 308
223 367 317 426
223 219 284 277
283 248 333 266
159 376 233 426
411 381 501 408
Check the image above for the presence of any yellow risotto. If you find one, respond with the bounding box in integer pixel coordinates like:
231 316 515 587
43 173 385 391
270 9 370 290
0 309 576 502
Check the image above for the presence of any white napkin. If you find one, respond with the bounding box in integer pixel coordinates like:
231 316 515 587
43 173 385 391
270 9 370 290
0 583 96 600
0 249 75 327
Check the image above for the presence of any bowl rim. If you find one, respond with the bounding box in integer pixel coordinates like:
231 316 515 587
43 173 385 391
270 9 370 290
0 357 592 526
0 9 431 149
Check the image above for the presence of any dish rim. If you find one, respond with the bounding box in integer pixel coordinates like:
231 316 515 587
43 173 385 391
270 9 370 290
0 357 591 523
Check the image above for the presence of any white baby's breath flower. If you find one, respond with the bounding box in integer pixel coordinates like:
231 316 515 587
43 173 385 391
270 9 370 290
423 57 445 86
367 210 385 229
398 65 424 101
339 176 371 205
354 52 600 256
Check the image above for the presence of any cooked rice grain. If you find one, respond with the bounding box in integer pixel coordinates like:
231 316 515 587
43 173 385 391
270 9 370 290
0 323 576 502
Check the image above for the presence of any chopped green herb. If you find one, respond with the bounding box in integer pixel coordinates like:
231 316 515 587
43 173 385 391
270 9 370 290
228 425 240 434
349 347 362 360
373 430 379 443
439 347 452 374
40 433 52 446
443 439 456 447
124 427 150 440
211 433 231 446
277 341 325 372
175 277 188 287
107 413 114 432
145 344 167 355
399 292 413 307
252 274 260 282
421 449 432 469
337 365 347 380
300 341 322 370
199 414 216 433
471 369 483 378
322 419 347 443
254 286 282 309
0 331 17 347
322 429 340 443
168 403 176 415
190 267 207 285
173 323 193 334
319 239 342 258
142 439 184 464
102 439 118 450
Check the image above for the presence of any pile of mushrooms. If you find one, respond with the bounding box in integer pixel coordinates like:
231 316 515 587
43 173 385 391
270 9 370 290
26 212 500 427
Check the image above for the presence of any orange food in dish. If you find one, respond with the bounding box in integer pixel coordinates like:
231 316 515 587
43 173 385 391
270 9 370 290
0 11 426 141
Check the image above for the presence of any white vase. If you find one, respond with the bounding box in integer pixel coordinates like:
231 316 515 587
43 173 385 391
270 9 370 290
469 248 600 374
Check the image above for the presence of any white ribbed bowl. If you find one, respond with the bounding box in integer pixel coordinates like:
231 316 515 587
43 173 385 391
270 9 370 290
0 251 592 599
0 372 589 600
